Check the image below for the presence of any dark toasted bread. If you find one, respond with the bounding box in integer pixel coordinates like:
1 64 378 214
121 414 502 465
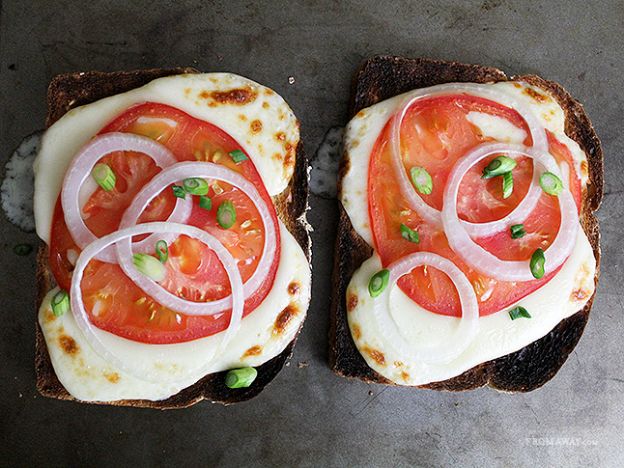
329 56 603 392
36 68 310 408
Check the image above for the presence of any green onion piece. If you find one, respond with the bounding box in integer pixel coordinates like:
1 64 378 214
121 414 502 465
51 290 70 317
539 172 563 196
510 224 526 239
410 166 433 195
482 155 517 179
502 171 513 199
400 223 419 243
155 240 168 263
508 306 531 320
530 248 545 279
172 185 186 199
216 200 236 229
91 163 116 192
368 269 390 298
225 367 257 388
182 178 209 196
13 243 33 256
229 149 248 164
132 253 166 282
199 195 212 210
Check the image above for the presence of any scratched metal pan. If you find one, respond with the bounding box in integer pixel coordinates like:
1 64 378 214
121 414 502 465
1 0 622 466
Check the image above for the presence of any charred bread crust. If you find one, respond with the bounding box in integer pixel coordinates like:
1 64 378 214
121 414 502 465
35 68 310 408
330 56 603 392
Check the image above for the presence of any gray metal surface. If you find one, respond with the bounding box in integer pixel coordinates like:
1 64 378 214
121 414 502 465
1 1 622 466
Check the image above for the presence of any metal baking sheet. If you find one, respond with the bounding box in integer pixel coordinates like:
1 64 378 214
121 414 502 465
1 1 622 466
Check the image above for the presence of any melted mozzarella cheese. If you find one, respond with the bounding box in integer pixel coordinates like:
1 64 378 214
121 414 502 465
34 72 299 244
39 224 310 402
341 81 596 385
466 111 527 144
347 230 595 386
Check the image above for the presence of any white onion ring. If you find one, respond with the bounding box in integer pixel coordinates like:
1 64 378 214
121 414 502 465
61 133 192 263
70 222 244 383
372 252 479 364
442 143 579 282
389 83 548 237
115 161 277 316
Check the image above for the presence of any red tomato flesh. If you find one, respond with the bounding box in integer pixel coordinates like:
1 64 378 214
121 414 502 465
49 103 280 343
368 95 582 317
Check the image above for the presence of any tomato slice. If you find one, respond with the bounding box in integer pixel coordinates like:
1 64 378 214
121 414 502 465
368 95 582 317
49 103 281 343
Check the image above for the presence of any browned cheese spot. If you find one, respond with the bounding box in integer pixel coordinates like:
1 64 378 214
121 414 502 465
394 361 404 368
243 345 263 358
581 160 589 179
571 288 590 301
250 119 263 134
351 324 362 340
523 87 549 103
285 152 294 168
347 292 358 312
275 132 286 141
283 143 295 168
238 114 248 121
202 87 257 105
59 335 79 356
264 88 275 96
262 102 270 109
274 304 298 335
104 372 120 384
401 371 410 382
363 346 386 366
288 281 301 296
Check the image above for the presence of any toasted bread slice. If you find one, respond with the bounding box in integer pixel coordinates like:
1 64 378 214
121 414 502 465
36 68 310 408
329 56 603 392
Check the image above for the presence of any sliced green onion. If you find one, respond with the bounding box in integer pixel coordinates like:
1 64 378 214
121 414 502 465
510 224 526 239
410 166 433 195
172 185 186 199
229 149 248 164
132 253 166 282
225 367 257 388
13 243 33 256
502 171 513 199
155 240 168 263
51 290 70 317
530 248 545 279
482 155 516 179
199 195 212 210
182 177 209 196
508 306 531 320
368 269 390 298
217 200 236 229
400 223 419 243
539 172 563 196
91 163 116 191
